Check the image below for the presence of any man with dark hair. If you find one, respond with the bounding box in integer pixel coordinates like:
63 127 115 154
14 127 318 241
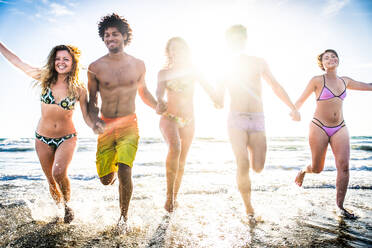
216 24 300 224
88 13 162 229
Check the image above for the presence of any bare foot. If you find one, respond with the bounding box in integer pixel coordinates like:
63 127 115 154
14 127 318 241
339 208 358 219
164 197 174 213
64 205 74 224
116 215 130 234
295 170 305 187
247 214 257 227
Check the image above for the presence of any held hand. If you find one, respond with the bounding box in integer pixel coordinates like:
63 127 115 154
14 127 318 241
156 101 168 115
214 102 223 109
290 109 301 121
93 120 106 134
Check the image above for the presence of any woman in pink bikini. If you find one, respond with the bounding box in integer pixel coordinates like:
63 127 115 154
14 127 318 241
294 49 372 218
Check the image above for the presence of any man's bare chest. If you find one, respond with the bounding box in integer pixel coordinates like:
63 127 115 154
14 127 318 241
97 67 139 90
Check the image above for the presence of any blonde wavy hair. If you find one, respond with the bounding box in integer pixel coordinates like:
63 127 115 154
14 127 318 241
36 45 84 99
164 37 191 69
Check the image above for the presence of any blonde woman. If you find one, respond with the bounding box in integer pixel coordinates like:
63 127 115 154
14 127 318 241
156 37 217 212
0 42 94 223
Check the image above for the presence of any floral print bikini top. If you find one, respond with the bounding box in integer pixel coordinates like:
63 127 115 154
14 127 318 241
40 87 76 110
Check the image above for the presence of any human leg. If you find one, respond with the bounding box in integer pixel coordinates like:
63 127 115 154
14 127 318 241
53 136 77 223
329 127 353 216
116 163 132 221
228 127 253 215
295 122 329 186
35 139 61 203
247 132 266 173
173 122 195 202
160 116 181 212
96 131 118 185
115 124 139 221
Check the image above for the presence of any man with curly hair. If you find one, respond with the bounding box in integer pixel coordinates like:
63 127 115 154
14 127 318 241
87 13 162 229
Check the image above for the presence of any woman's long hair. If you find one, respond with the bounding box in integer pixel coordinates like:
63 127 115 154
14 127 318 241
36 45 83 98
164 37 191 69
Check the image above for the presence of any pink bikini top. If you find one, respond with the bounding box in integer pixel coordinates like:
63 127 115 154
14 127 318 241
317 75 347 101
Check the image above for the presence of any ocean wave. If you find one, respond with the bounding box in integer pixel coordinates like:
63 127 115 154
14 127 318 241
0 175 43 181
70 175 97 181
0 147 34 152
0 175 99 181
184 188 228 195
0 200 27 209
140 137 164 144
351 156 372 161
351 166 372 171
265 165 372 172
303 184 372 190
0 138 34 152
137 162 163 167
352 145 372 152
76 147 94 152
351 136 372 140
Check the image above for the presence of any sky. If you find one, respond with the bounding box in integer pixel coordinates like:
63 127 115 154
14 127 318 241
0 0 372 138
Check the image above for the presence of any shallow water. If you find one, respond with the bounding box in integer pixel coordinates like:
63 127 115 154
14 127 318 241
1 137 372 247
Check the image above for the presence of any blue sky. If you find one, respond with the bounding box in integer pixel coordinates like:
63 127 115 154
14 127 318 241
1 0 372 138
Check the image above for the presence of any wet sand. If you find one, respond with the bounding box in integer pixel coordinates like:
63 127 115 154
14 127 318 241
1 170 371 248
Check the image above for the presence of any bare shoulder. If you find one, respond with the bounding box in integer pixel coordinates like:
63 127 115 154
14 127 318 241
310 75 323 88
340 75 351 82
88 55 108 74
77 85 87 98
311 75 323 82
246 56 267 73
126 54 145 71
157 68 168 81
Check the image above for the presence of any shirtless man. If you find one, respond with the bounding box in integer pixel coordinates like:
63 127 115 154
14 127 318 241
88 13 160 227
216 25 300 223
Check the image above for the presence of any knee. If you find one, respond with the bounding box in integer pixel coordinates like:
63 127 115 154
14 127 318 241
252 164 264 173
118 163 132 182
100 173 116 185
236 166 250 188
168 142 181 157
237 165 250 177
237 176 251 193
337 160 349 174
52 164 66 182
100 177 112 186
311 166 323 174
236 156 249 168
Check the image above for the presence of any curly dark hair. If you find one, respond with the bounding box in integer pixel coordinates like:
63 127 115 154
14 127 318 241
317 49 339 71
98 13 132 45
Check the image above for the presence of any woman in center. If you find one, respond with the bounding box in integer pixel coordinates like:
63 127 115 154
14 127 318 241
156 37 217 212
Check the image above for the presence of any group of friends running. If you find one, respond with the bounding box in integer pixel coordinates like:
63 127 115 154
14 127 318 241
1 13 371 228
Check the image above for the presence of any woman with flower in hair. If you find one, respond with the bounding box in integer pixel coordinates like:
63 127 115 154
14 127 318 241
0 42 94 223
294 49 372 218
156 37 218 212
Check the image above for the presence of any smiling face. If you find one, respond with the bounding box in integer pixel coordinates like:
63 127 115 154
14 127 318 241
321 51 339 70
54 50 73 74
103 26 126 53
